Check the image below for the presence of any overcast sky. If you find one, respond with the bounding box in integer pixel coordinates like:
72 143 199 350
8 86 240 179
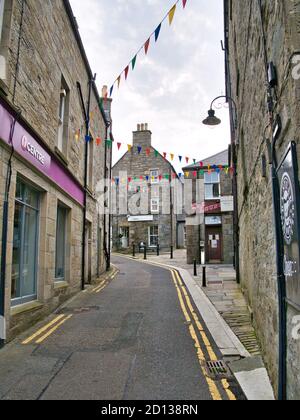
70 0 230 172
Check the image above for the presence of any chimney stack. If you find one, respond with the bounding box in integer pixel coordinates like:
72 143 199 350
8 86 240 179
133 123 152 147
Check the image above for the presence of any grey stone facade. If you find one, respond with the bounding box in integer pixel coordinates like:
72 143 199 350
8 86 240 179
225 0 300 399
183 150 234 266
112 124 179 252
0 0 112 340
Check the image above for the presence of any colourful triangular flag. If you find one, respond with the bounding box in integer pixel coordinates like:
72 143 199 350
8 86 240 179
96 137 102 146
117 75 121 88
155 24 162 42
109 85 114 97
132 55 137 70
170 154 174 161
185 157 189 164
137 146 142 154
182 0 188 9
128 144 132 152
168 5 177 26
144 38 150 55
155 150 159 158
125 66 129 80
179 156 182 162
117 142 122 150
146 148 151 156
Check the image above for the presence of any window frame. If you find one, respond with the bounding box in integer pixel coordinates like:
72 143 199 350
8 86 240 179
204 172 221 200
57 78 70 155
148 226 159 247
150 169 159 184
55 203 68 282
151 198 160 214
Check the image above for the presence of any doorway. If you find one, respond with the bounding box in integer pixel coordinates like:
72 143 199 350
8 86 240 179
206 226 222 263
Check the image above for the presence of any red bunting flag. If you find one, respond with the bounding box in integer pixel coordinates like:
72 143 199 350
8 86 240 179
182 0 188 9
193 171 197 178
117 143 122 150
125 66 129 80
96 137 102 146
186 157 189 164
163 152 167 159
146 148 151 156
144 38 150 55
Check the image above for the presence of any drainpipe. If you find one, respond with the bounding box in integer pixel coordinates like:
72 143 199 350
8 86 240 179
77 75 96 290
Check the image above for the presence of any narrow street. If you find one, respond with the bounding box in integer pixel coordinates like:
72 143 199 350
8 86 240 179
0 256 244 401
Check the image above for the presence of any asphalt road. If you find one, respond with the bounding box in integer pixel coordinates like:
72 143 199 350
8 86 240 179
0 256 245 401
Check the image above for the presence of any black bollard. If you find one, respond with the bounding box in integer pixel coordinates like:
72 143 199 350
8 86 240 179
144 246 147 260
157 244 160 257
170 246 174 260
194 259 197 277
132 243 136 258
202 266 207 288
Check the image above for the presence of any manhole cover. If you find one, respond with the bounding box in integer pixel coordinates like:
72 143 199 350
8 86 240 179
205 360 231 380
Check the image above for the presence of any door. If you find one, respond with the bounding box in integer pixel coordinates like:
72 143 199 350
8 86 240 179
206 227 222 263
85 222 92 284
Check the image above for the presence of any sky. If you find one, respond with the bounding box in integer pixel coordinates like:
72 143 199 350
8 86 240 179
70 0 230 173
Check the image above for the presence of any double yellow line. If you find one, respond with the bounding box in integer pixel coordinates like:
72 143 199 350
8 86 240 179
92 279 109 294
22 314 73 345
170 269 236 401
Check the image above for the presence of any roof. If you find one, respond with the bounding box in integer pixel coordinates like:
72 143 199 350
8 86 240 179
183 149 229 170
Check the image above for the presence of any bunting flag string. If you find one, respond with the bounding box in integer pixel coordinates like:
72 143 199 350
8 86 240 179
72 127 232 175
108 0 188 97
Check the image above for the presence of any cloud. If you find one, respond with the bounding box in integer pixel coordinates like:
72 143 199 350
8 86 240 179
69 0 231 172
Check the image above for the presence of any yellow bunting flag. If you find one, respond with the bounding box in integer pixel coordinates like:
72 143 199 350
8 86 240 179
117 75 121 88
128 144 132 152
170 154 174 161
168 5 177 25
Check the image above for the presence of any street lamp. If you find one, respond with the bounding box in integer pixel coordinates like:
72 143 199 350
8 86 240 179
202 95 237 129
202 94 239 285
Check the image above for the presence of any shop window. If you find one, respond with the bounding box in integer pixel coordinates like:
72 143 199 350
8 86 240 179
204 172 220 199
55 204 68 281
11 179 40 306
149 226 159 247
57 77 70 154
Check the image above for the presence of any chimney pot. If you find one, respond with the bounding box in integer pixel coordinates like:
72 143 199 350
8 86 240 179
141 124 145 131
145 123 148 131
137 124 141 131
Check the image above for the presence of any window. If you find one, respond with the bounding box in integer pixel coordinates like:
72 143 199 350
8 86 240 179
151 198 159 214
0 0 4 43
204 172 220 199
150 169 159 184
149 226 159 247
87 137 94 189
11 179 40 306
57 77 70 154
55 204 68 280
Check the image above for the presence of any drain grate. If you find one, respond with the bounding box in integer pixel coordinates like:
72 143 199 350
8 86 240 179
205 360 231 380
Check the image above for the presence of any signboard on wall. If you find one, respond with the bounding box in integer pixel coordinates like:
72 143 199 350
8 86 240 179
277 142 300 310
221 196 234 212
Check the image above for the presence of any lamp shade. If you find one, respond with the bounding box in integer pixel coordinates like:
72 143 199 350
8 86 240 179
202 109 221 126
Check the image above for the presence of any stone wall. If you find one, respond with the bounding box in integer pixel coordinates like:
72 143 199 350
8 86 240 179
226 0 300 398
0 0 109 340
112 126 178 251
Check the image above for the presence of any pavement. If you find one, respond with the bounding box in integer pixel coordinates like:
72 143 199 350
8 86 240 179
114 249 275 401
0 256 246 401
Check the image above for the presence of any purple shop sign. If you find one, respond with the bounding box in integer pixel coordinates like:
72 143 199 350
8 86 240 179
0 103 84 206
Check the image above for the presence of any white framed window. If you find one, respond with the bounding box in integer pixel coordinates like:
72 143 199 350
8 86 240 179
204 172 220 199
55 204 68 281
0 0 4 43
151 198 159 214
57 78 70 153
148 226 159 247
150 169 159 184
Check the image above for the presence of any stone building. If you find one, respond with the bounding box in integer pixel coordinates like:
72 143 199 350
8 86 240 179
224 0 300 399
112 124 179 252
0 0 112 342
183 150 234 266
